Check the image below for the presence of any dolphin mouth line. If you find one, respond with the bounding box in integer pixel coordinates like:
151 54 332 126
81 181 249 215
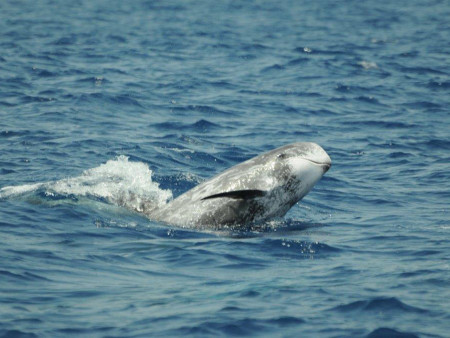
303 158 331 173
304 158 331 167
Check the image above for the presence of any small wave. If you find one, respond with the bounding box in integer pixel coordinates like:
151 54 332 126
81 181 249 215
260 64 285 73
388 152 413 159
74 93 144 108
395 64 446 75
153 119 224 133
332 297 428 314
0 269 52 282
170 105 234 116
366 327 419 338
0 156 172 214
286 57 310 66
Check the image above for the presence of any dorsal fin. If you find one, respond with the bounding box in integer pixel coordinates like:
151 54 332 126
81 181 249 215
201 189 266 201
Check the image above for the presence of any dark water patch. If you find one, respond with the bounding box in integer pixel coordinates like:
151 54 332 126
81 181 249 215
219 305 245 312
76 76 111 85
0 101 16 107
37 89 64 97
32 68 57 78
65 290 104 298
56 327 114 336
362 197 403 207
0 169 15 174
190 316 305 336
7 249 64 262
216 146 252 163
397 50 420 58
168 326 212 336
153 119 224 133
426 80 450 90
423 139 450 151
261 64 285 73
241 42 271 51
74 92 143 108
107 34 127 43
366 327 419 338
286 57 310 66
401 101 442 110
284 91 322 98
191 119 222 132
19 95 55 104
52 35 77 46
399 269 436 278
335 83 373 93
392 64 447 76
153 172 202 194
388 152 413 159
218 260 266 270
362 234 424 243
196 318 266 336
170 104 235 116
0 130 31 138
343 120 415 129
423 170 449 181
0 269 51 282
2 76 32 90
410 249 441 257
10 318 43 325
206 80 235 89
332 297 428 314
267 316 305 326
0 330 38 338
422 278 448 287
63 138 110 150
239 289 260 298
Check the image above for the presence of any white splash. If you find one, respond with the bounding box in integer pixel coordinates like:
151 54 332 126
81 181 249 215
0 156 172 214
358 61 378 69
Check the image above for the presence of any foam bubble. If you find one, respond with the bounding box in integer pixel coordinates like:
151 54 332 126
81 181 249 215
0 156 172 214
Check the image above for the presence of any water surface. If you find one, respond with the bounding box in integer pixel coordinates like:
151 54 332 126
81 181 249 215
1 0 449 337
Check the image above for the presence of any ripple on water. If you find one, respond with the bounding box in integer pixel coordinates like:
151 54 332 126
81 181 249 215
366 327 420 338
331 297 429 314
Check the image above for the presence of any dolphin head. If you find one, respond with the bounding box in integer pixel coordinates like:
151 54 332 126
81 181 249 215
261 142 332 212
277 142 331 180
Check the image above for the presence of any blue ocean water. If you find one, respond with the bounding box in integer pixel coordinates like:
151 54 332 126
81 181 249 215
1 0 449 336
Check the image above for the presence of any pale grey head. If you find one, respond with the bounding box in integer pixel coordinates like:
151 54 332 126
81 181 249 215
150 142 331 228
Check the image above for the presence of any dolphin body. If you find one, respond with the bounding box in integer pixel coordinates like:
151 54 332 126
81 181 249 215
149 142 331 228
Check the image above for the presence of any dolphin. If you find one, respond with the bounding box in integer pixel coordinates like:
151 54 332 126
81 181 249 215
149 142 331 228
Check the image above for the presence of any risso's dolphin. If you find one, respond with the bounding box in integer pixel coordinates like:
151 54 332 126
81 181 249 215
149 142 331 228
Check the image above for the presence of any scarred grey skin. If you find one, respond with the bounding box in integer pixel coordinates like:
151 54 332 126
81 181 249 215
149 142 331 228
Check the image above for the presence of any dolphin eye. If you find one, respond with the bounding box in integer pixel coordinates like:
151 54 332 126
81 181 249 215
277 153 288 159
